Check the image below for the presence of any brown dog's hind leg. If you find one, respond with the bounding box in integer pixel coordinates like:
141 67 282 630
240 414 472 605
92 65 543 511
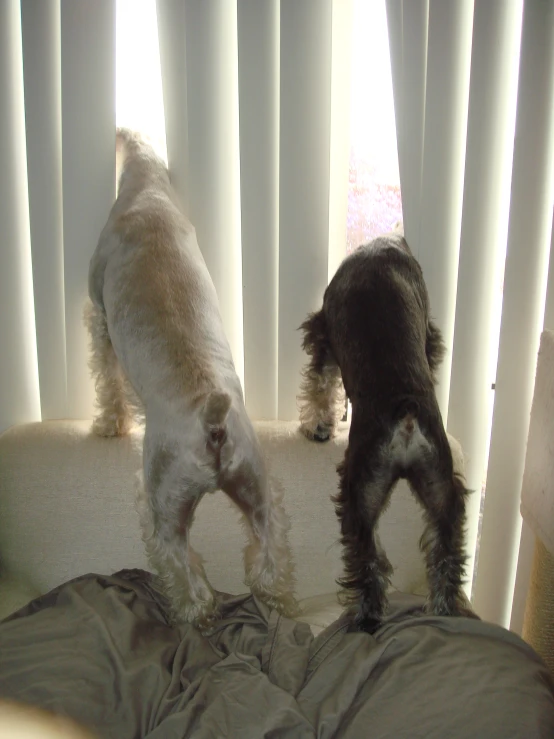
408 446 471 618
298 310 345 441
334 444 395 632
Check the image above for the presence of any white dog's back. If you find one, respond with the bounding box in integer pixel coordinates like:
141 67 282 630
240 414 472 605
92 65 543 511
89 130 241 418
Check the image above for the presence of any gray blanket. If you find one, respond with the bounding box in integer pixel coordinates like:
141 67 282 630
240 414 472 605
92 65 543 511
0 570 553 738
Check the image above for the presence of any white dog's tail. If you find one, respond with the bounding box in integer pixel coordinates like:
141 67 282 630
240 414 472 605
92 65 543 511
203 390 232 446
116 127 142 158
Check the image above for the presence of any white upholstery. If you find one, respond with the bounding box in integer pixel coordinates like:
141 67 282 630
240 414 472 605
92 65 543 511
0 420 451 617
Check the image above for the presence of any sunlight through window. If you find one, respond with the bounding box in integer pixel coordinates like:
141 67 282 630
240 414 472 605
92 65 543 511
116 0 167 163
347 0 402 252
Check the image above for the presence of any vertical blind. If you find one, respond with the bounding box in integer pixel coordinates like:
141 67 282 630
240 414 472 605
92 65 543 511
20 0 66 422
1 0 554 631
446 0 523 594
0 0 41 434
387 0 554 626
471 0 554 626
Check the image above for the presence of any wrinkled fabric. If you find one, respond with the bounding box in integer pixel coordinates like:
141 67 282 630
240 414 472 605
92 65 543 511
0 570 553 738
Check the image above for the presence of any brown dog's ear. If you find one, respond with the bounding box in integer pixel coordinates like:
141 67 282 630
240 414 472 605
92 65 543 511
299 309 328 356
425 318 446 379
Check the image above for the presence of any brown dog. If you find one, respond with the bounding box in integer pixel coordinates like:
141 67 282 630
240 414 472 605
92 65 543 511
298 233 471 631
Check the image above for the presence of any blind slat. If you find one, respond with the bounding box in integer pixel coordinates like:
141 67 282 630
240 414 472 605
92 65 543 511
156 0 189 209
278 0 333 420
237 0 279 418
327 0 353 283
472 0 554 627
61 0 116 419
0 0 41 434
176 0 244 383
385 0 403 186
399 0 428 258
386 0 429 258
21 0 67 420
447 0 523 590
542 213 554 332
417 0 474 418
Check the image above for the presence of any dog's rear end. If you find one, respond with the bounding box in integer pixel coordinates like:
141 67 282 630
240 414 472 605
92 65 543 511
299 234 470 630
86 130 296 628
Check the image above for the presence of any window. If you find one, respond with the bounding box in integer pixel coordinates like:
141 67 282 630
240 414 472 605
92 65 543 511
116 0 166 162
347 0 402 253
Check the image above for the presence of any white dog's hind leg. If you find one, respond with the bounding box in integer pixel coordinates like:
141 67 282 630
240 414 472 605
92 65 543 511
83 300 134 436
135 471 217 630
226 469 298 618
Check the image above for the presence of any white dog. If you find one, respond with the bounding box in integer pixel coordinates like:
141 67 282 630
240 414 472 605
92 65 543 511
85 129 296 628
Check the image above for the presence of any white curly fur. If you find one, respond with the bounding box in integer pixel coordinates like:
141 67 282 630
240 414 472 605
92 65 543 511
83 300 142 436
298 360 346 441
241 475 298 616
135 470 218 629
85 129 297 629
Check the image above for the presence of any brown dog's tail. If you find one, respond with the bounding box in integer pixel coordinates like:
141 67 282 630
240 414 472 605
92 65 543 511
202 390 232 447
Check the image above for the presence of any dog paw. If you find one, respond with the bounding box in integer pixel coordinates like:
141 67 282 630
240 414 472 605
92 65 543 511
250 584 300 619
313 424 332 442
299 422 332 442
92 413 132 437
427 597 478 620
347 606 382 634
341 597 385 634
273 592 301 619
446 603 479 620
174 598 219 633
356 615 382 634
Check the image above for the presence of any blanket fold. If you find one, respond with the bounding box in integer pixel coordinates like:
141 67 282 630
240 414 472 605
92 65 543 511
1 570 552 738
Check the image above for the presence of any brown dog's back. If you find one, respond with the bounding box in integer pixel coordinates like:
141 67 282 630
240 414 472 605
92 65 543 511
321 235 441 407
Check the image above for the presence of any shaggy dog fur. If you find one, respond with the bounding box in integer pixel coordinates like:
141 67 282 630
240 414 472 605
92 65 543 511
298 234 472 631
85 129 296 629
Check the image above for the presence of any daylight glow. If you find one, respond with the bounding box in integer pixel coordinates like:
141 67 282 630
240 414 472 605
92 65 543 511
346 0 402 250
350 0 400 186
116 0 167 162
